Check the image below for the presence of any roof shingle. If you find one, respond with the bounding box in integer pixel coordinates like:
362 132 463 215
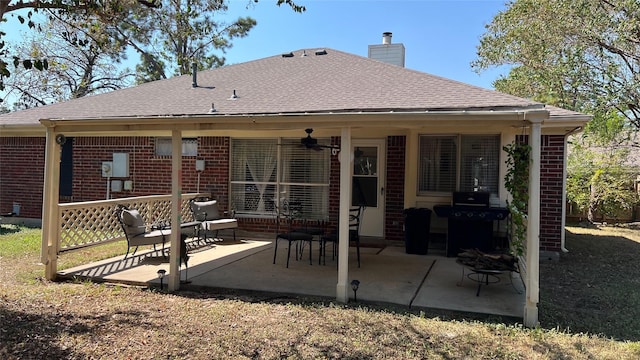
0 48 583 125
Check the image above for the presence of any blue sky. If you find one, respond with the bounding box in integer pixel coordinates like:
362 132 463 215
1 0 510 90
222 0 510 89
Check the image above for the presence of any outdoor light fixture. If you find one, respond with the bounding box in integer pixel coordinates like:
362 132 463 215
157 269 166 290
350 279 360 302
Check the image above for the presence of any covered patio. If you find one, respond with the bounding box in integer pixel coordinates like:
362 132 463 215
57 234 525 319
0 48 592 327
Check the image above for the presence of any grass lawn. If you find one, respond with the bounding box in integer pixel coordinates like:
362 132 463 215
1 223 640 359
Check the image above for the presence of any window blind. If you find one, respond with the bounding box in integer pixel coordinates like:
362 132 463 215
418 134 500 196
459 135 500 194
418 135 457 193
230 138 330 219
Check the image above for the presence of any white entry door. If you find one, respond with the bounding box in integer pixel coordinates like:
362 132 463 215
351 139 386 238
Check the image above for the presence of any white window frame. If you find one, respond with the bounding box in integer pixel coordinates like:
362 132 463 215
230 138 331 219
155 137 198 157
418 134 500 196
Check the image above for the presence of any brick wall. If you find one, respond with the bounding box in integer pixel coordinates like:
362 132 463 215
385 136 406 242
513 135 565 252
0 137 45 218
72 136 232 205
540 135 565 252
1 133 568 253
0 136 234 219
328 136 341 228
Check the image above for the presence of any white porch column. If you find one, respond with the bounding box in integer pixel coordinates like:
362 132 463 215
42 128 61 280
336 127 352 303
168 130 183 291
524 120 542 327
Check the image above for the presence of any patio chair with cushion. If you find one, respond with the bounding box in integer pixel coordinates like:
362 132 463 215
189 197 238 243
116 205 170 259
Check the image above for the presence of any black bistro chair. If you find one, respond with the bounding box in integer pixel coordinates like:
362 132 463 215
272 199 313 268
320 206 364 267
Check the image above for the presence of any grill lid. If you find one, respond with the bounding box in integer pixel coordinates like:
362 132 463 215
452 191 490 207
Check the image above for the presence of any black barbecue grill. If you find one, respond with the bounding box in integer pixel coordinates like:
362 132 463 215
433 192 509 257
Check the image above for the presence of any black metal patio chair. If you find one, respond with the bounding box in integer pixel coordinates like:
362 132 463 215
272 199 313 268
320 206 364 267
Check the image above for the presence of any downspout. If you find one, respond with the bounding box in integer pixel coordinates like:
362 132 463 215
561 126 583 253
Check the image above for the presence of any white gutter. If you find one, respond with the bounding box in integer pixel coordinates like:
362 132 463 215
36 109 556 136
39 108 550 122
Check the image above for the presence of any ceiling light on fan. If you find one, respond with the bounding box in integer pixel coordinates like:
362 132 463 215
298 128 340 153
301 128 318 148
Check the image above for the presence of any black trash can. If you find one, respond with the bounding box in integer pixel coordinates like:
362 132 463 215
403 208 432 255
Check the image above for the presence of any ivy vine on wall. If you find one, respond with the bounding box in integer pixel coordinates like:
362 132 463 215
503 142 531 256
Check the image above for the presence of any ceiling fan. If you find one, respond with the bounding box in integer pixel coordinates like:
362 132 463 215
300 128 339 152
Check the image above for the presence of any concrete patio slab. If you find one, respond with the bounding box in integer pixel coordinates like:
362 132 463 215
58 239 272 285
412 256 525 317
58 237 525 320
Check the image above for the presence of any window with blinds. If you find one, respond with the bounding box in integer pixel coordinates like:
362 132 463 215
459 135 500 194
418 134 500 195
418 136 457 193
230 138 330 219
155 137 198 156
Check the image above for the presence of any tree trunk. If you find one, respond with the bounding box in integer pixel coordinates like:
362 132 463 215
588 182 597 222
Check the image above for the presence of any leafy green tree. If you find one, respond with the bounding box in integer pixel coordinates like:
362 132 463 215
0 0 159 98
121 0 257 82
4 12 133 109
0 0 304 101
474 0 640 222
567 141 640 222
473 0 640 138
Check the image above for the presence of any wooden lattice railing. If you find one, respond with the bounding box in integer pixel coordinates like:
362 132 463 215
57 193 201 254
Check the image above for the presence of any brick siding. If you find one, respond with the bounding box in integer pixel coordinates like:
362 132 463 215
0 137 46 218
1 133 567 253
540 135 565 252
385 136 406 242
70 136 231 206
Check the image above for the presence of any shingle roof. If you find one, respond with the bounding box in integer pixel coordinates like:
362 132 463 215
0 48 584 125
